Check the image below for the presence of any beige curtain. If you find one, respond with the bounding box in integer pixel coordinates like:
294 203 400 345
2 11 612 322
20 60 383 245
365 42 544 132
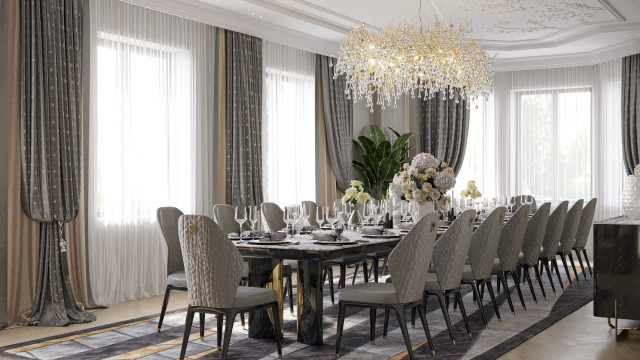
216 29 227 205
316 58 341 207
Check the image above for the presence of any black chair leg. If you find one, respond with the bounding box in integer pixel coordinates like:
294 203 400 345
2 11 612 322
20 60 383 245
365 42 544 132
217 314 223 350
370 308 376 344
393 305 415 360
434 292 456 345
523 265 538 304
158 286 171 332
582 249 593 277
322 269 328 285
179 307 195 360
511 272 527 310
339 264 346 288
383 308 390 339
471 281 488 328
496 274 501 294
568 253 580 284
268 304 283 357
199 313 205 340
336 302 346 358
553 259 566 290
411 306 416 328
287 274 294 315
486 281 501 322
542 260 557 295
372 258 379 282
363 261 369 283
381 256 389 277
533 264 547 300
574 249 588 280
499 273 515 315
328 267 335 305
455 291 472 337
559 255 573 287
352 263 360 286
416 303 435 355
220 310 237 359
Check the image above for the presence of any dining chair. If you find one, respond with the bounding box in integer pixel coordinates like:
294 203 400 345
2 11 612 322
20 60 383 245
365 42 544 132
157 207 190 333
456 206 506 328
517 202 551 302
556 200 584 287
403 209 476 345
178 215 282 360
538 201 569 294
261 202 287 232
301 200 320 228
512 195 538 213
213 204 253 234
492 205 529 314
572 198 597 280
336 212 440 359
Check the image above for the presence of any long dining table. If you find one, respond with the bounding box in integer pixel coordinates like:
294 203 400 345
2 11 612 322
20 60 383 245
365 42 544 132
234 229 411 346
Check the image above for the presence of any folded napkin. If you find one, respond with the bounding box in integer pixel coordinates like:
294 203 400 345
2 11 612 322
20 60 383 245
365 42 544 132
359 227 388 235
397 222 414 230
311 233 347 242
265 232 287 241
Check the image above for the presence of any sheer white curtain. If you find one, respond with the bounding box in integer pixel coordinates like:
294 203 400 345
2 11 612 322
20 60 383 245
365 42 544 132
88 0 217 305
262 40 316 207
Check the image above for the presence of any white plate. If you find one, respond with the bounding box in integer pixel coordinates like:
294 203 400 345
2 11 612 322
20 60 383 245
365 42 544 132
247 239 290 245
362 234 401 239
314 240 359 245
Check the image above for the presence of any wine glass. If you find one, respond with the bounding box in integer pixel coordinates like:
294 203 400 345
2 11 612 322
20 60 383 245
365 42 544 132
509 196 517 212
316 206 324 228
235 206 247 235
374 205 384 232
301 203 311 227
409 201 419 222
248 205 258 230
326 206 338 228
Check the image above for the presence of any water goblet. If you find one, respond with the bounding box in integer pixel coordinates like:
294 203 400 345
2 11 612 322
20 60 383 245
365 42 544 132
235 206 247 235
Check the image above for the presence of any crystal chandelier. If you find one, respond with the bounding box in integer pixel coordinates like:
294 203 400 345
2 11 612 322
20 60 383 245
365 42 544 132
332 10 496 110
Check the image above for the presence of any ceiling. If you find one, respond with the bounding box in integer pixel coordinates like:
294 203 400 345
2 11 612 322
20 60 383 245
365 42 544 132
126 0 640 70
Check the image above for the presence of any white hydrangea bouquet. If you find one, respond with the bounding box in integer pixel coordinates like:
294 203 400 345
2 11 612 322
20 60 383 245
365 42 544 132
392 152 455 207
461 180 482 199
342 180 373 206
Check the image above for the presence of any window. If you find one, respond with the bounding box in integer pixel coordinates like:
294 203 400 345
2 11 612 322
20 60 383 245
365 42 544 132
517 88 591 203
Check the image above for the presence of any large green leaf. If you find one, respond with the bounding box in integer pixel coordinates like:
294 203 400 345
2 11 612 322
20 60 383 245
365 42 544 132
357 136 376 155
375 141 391 159
352 160 375 192
391 133 413 151
369 125 387 145
363 154 380 175
378 158 401 183
389 146 403 161
389 127 402 139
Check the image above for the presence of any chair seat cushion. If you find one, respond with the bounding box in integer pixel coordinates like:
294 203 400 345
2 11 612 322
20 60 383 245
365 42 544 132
461 265 475 282
232 286 278 308
339 282 400 304
424 272 442 291
167 270 187 287
491 258 504 274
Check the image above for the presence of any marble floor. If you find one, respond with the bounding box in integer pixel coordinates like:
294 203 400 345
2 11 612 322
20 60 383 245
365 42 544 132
1 275 639 359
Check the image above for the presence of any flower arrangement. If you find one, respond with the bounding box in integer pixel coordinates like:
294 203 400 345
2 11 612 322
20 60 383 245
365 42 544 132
342 180 373 206
634 164 640 175
461 180 482 199
392 153 455 207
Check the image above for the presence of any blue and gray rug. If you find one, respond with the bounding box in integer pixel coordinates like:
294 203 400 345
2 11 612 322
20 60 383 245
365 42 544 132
0 267 592 359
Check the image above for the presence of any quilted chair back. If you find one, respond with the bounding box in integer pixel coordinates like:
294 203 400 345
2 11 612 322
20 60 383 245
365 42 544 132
213 204 252 234
302 201 320 228
541 201 569 259
574 198 597 248
178 215 243 309
261 202 287 232
559 200 584 253
432 209 476 291
496 205 530 272
388 212 439 303
521 203 551 265
468 207 506 280
157 207 185 277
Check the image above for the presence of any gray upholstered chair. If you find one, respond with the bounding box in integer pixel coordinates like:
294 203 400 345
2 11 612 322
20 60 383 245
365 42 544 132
261 202 287 232
573 198 597 279
492 205 530 314
301 200 320 228
517 202 551 302
512 195 538 213
556 200 584 287
178 215 282 360
455 207 506 328
416 209 476 345
538 201 569 294
213 204 252 234
336 212 440 359
157 207 189 332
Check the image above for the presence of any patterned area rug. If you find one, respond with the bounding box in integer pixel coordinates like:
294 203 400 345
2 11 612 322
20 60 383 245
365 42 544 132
0 266 592 359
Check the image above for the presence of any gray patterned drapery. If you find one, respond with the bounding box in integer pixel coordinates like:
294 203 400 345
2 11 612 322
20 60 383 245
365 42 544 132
319 55 353 192
623 53 640 175
225 31 263 206
20 0 95 326
420 89 470 175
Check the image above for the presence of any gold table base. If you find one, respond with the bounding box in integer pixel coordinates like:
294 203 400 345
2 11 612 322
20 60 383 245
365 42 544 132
607 299 640 341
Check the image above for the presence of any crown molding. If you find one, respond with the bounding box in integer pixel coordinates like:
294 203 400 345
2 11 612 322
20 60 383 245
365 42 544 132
494 39 640 71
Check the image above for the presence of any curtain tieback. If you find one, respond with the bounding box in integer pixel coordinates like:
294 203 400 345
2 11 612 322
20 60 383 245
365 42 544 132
58 220 67 253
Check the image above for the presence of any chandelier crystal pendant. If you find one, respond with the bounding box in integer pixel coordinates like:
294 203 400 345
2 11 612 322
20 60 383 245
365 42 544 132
332 12 496 110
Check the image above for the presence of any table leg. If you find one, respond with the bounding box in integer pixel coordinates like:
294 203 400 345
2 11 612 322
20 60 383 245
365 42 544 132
297 260 324 345
248 258 283 339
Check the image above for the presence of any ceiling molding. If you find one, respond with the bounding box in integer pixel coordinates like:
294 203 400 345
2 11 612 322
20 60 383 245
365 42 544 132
494 39 640 71
239 0 351 33
599 0 625 21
